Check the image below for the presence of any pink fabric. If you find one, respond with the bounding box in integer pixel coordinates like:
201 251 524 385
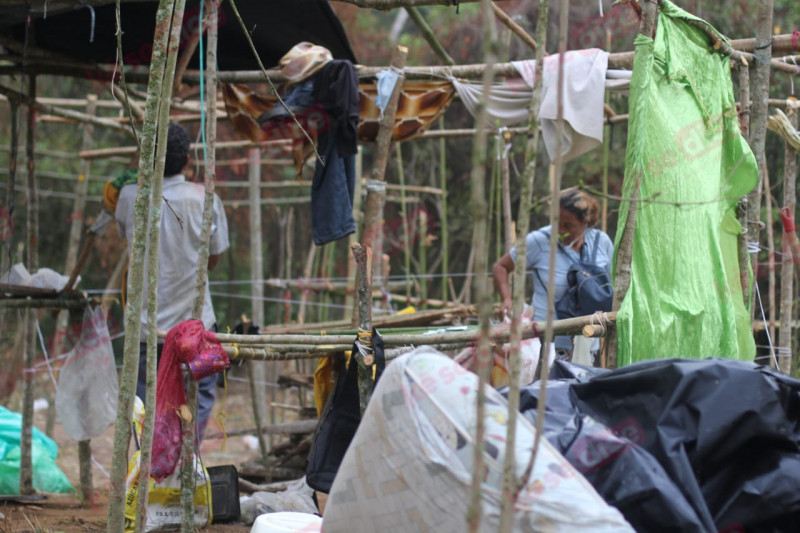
150 319 229 481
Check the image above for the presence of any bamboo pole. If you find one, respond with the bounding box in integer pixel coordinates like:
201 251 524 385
0 84 131 134
0 297 90 310
418 210 429 306
78 139 290 160
362 46 408 291
6 33 800 85
345 148 364 323
247 147 270 467
351 243 375 415
439 118 450 304
106 0 181 529
19 74 38 495
500 129 514 251
491 3 538 53
137 0 187 530
74 97 97 501
1 97 19 277
467 0 497 529
396 143 412 299
746 0 775 320
765 168 777 364
779 108 798 374
500 0 549 524
405 7 455 66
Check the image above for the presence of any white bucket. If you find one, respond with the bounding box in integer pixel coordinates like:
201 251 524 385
251 512 322 533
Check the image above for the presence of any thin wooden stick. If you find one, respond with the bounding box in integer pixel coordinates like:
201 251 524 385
491 3 538 53
467 0 497 530
405 7 455 65
396 143 412 300
180 365 197 533
501 0 549 523
19 74 38 495
438 118 450 304
106 0 178 529
192 0 219 320
779 108 797 374
745 0 775 319
363 46 408 289
765 166 777 365
737 62 751 308
137 0 187 530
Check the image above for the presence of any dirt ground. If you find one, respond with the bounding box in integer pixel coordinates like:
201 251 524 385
1 374 304 533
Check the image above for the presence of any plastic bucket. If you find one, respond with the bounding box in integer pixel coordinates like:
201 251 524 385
251 512 322 533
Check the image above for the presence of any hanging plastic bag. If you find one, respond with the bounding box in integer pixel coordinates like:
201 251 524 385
55 305 119 442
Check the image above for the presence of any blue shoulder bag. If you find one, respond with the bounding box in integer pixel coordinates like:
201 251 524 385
536 230 614 320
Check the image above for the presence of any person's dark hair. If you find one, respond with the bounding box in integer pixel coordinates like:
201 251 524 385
164 123 190 176
560 188 600 226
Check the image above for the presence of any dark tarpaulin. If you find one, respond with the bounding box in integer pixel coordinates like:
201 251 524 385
512 359 800 533
4 0 355 72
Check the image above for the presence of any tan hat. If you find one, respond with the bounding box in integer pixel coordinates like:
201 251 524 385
279 42 333 85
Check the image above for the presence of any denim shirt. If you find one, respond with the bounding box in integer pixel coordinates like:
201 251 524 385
509 226 614 351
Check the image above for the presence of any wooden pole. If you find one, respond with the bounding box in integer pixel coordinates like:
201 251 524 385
1 97 19 276
396 143 412 299
19 74 38 495
466 0 497 529
106 0 182 530
362 46 408 290
738 62 751 308
74 97 98 501
500 129 514 251
439 118 450 304
0 84 131 134
137 0 187 530
345 147 363 323
746 0 775 319
180 365 197 533
491 3 538 53
501 0 549 523
247 147 270 466
779 108 798 374
418 210 429 307
765 168 777 365
351 243 375 415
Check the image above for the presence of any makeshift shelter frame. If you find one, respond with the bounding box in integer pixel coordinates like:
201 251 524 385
2 1 800 528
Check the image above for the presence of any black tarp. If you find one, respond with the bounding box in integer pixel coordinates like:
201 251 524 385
4 0 355 72
512 359 800 533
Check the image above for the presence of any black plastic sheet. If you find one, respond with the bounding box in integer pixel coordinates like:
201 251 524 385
513 358 800 532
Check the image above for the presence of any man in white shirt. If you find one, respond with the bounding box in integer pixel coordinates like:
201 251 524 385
115 123 230 440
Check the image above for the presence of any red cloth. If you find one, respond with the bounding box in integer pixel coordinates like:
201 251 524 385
150 319 229 481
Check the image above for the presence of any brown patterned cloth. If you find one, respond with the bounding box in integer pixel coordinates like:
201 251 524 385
280 42 333 85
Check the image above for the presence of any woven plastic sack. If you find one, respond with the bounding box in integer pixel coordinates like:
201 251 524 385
323 347 634 533
124 398 211 532
55 306 118 441
614 1 757 365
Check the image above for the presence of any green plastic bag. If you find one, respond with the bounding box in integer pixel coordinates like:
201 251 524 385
614 1 757 365
0 406 74 494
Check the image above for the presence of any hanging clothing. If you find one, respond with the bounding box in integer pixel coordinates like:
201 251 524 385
614 1 757 365
311 59 359 245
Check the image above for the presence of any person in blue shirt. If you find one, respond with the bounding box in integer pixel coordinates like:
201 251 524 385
492 188 614 362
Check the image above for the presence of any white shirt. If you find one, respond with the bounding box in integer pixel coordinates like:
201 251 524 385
115 174 230 340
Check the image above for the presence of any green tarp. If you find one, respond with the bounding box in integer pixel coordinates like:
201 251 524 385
614 1 757 366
